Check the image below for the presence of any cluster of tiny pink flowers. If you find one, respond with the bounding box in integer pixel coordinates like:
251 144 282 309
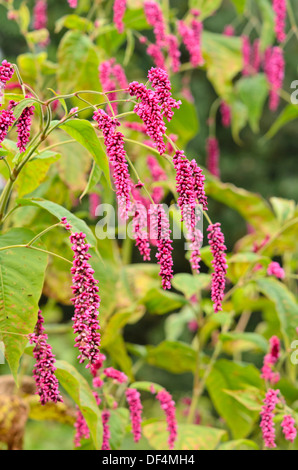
93 108 132 218
126 388 143 443
148 67 181 121
0 60 14 87
89 193 100 219
220 101 231 128
0 108 15 147
133 202 151 261
264 47 285 111
223 25 235 36
173 150 196 231
147 44 166 70
102 410 111 450
206 137 220 178
242 37 261 76
260 389 280 448
191 159 208 211
281 415 297 443
207 223 228 313
33 0 47 30
69 230 101 367
29 311 63 406
113 0 127 33
261 336 281 384
178 12 204 68
273 0 287 43
128 80 167 155
9 99 35 153
166 34 181 73
144 0 166 46
150 205 173 290
74 408 90 447
156 389 178 450
267 261 285 279
68 0 78 8
103 367 128 384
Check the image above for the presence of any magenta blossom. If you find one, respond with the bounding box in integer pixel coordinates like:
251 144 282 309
156 389 178 450
261 336 281 384
74 408 90 448
133 202 151 261
260 389 280 448
220 101 231 128
166 34 181 73
264 47 285 111
206 137 220 178
113 0 127 33
267 261 285 279
102 411 111 450
9 99 35 153
68 0 78 7
33 0 47 30
281 415 297 443
126 388 143 443
0 60 14 87
207 223 228 313
148 67 181 122
29 311 62 406
273 0 287 43
103 367 128 384
0 108 15 147
144 0 166 46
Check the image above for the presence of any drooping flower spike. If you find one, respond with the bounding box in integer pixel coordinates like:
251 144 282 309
261 336 281 384
102 411 111 450
126 388 143 443
29 311 63 406
206 137 220 178
113 0 127 34
103 367 128 384
144 0 167 47
147 67 181 122
260 389 280 449
155 389 178 450
264 47 285 111
33 0 48 30
267 261 285 279
133 202 151 261
281 415 297 443
273 0 287 43
207 223 228 313
0 108 15 147
9 99 35 153
0 60 14 87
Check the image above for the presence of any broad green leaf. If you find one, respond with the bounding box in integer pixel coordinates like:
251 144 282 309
220 332 268 354
109 408 129 450
165 307 195 341
0 228 48 382
270 197 296 224
144 422 227 450
172 273 211 298
16 151 60 197
256 278 298 347
205 177 276 230
231 99 248 143
236 74 268 133
202 32 242 99
57 31 101 94
26 29 49 47
218 439 259 450
18 2 30 34
101 307 145 348
55 14 93 33
206 359 263 438
12 98 37 121
55 360 102 449
17 52 47 87
141 288 188 315
265 104 298 139
146 341 196 374
60 119 110 187
223 386 264 411
189 1 222 20
16 197 97 247
105 336 134 380
230 0 247 13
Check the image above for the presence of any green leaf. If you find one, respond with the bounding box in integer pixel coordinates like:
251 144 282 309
129 381 164 393
206 359 263 439
257 0 275 50
231 100 248 143
265 104 298 139
60 119 110 187
256 278 298 347
80 161 102 200
57 31 101 94
0 228 48 382
220 332 268 354
223 386 264 411
146 341 196 374
55 360 102 449
12 98 37 121
143 422 227 450
55 14 93 33
16 197 97 247
270 197 296 225
141 288 188 315
205 178 276 230
172 273 211 298
16 151 60 197
109 408 129 450
230 0 247 14
236 74 268 133
202 32 242 99
218 439 259 450
189 0 223 20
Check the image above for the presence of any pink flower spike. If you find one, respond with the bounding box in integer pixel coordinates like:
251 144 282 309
264 47 285 111
103 367 128 384
206 137 220 178
273 0 287 43
223 25 235 36
113 0 127 34
156 389 178 450
9 99 35 153
144 0 166 46
74 407 90 448
126 388 143 443
0 60 14 86
70 231 101 367
33 0 47 30
207 223 228 313
147 44 166 70
148 67 181 122
267 261 285 279
190 160 208 211
166 34 181 73
0 108 15 147
102 411 111 450
281 415 297 443
260 389 280 448
150 205 174 290
29 311 63 406
133 202 151 261
220 101 231 128
68 0 78 8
